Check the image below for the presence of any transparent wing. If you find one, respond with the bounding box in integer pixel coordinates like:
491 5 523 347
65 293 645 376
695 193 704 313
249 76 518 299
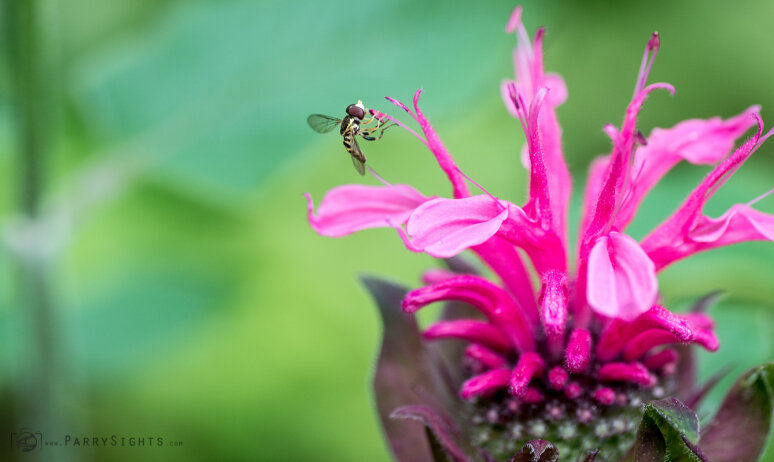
350 137 366 176
307 114 341 133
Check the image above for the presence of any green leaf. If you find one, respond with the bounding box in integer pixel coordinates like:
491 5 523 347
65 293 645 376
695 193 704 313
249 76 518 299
699 363 774 462
634 398 706 462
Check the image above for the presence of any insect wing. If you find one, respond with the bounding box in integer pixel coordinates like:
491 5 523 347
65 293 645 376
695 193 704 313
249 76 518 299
349 137 366 175
307 114 341 133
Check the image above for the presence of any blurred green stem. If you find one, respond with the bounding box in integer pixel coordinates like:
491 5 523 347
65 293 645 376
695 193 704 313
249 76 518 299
4 0 62 459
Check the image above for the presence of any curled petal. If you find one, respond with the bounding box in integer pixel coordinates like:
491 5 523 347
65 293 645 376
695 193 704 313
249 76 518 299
465 344 508 369
642 115 774 270
622 327 719 361
598 362 654 386
305 184 430 237
596 305 694 361
424 320 512 353
586 232 658 320
688 203 774 244
614 106 760 230
461 369 511 400
565 329 592 373
402 275 535 353
509 352 545 397
406 196 508 257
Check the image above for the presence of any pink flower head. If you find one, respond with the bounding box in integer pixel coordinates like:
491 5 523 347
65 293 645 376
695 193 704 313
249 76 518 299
306 6 774 461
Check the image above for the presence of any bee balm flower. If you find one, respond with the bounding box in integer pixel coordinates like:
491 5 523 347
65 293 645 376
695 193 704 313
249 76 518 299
305 6 774 462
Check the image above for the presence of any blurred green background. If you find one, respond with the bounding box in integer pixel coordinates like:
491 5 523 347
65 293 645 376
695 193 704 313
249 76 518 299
1 0 774 461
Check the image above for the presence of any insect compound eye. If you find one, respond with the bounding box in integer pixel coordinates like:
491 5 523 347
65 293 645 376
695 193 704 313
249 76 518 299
346 104 365 119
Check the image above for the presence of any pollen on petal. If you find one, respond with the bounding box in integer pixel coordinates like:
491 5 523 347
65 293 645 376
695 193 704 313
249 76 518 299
509 352 545 397
565 329 592 373
461 369 511 400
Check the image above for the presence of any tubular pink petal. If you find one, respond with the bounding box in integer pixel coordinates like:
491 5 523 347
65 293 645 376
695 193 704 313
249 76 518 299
504 11 572 251
304 185 430 238
424 320 512 353
539 270 569 357
596 305 693 361
594 387 616 406
548 366 569 390
642 116 772 269
472 238 539 326
614 106 760 230
402 275 535 352
582 82 675 251
461 369 511 400
565 329 592 373
412 89 470 199
598 362 653 386
579 155 610 238
586 232 658 320
622 329 681 361
465 344 508 369
643 348 679 370
505 5 522 34
622 326 719 361
509 352 545 397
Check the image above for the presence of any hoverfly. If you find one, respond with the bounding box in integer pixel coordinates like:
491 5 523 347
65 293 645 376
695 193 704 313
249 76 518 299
307 100 393 175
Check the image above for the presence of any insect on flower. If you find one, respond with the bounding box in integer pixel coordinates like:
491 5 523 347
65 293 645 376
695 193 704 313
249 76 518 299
307 100 394 175
305 5 774 462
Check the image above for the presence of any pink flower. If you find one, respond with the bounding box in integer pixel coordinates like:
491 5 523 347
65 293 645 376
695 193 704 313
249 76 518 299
306 5 774 461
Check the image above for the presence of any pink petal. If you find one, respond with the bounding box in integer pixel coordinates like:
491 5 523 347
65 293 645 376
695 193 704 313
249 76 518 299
401 275 535 353
689 203 774 244
472 237 539 327
405 195 508 258
598 362 653 386
461 369 511 400
423 320 512 353
465 344 508 369
503 13 572 252
509 352 545 397
581 82 675 252
565 328 592 373
305 184 430 237
538 270 569 357
586 232 658 320
642 115 774 269
412 89 470 199
596 305 694 361
613 107 760 230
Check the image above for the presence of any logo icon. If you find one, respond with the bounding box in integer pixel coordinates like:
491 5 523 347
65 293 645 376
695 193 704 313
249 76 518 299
11 430 42 452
